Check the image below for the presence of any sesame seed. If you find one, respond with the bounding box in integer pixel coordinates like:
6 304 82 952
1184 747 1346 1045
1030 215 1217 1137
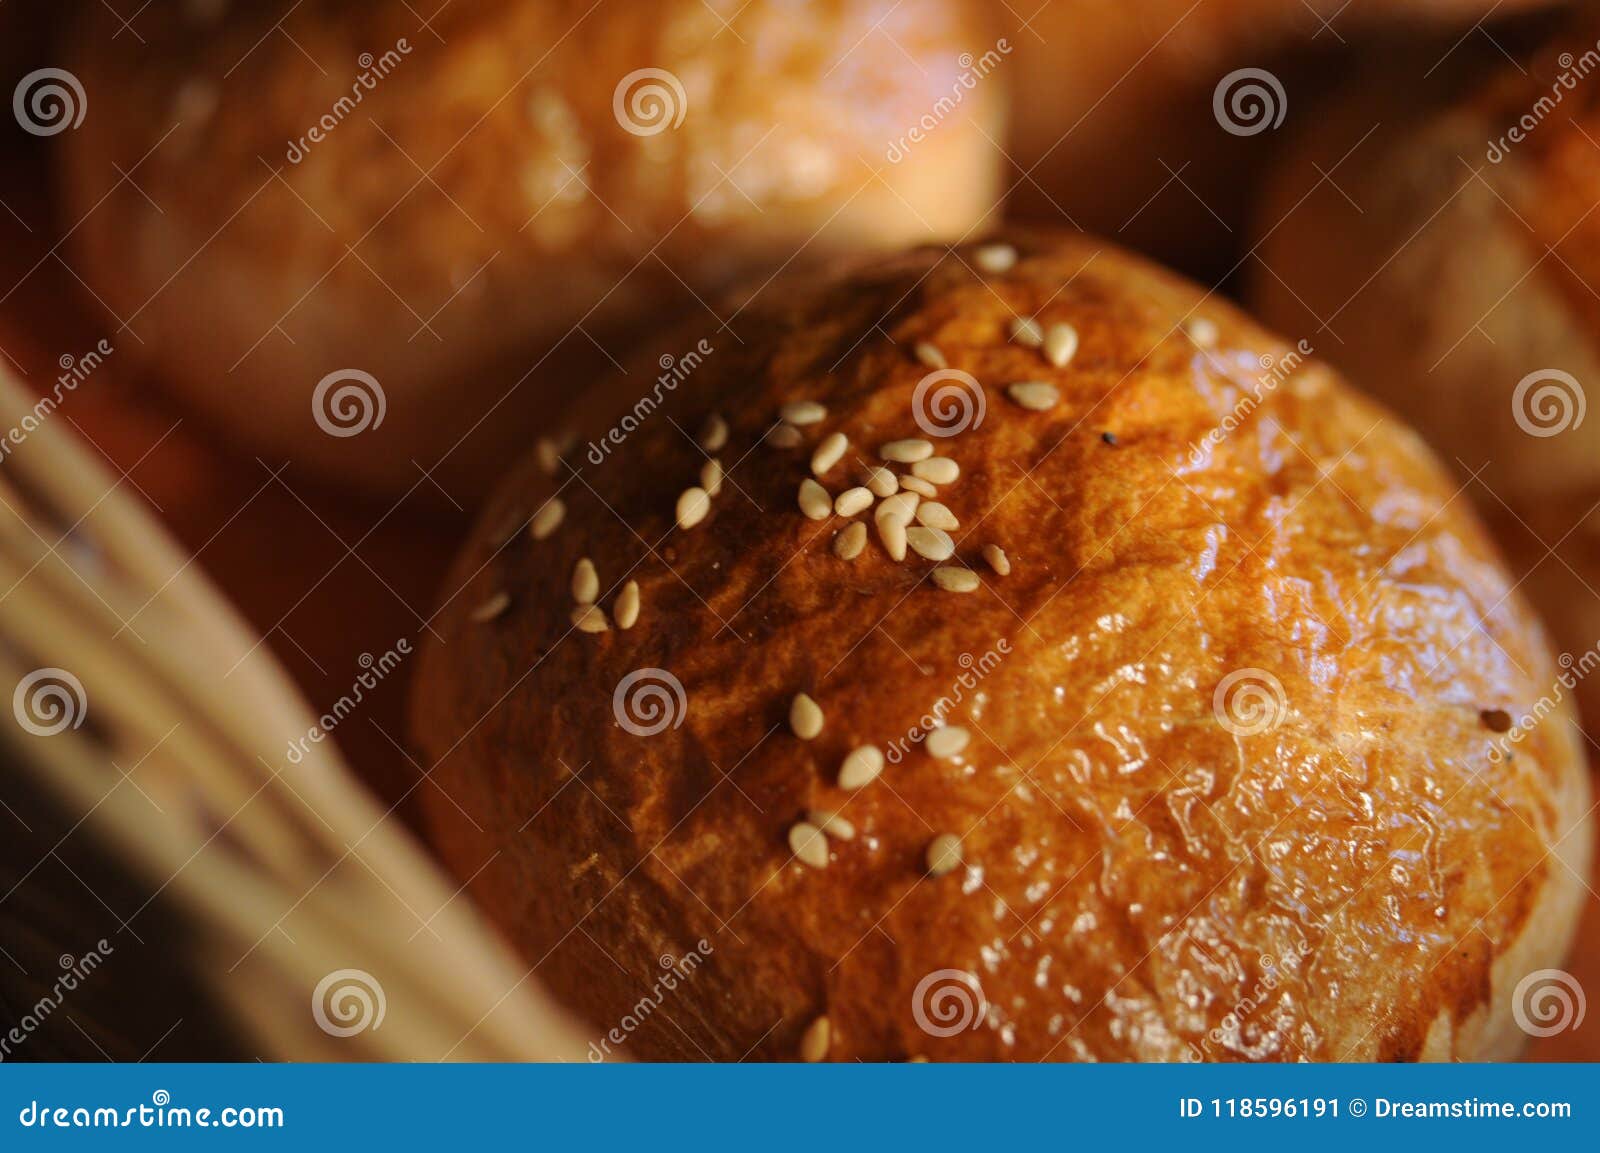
1101 431 1119 446
530 498 566 540
931 566 980 593
1185 317 1219 348
807 809 857 841
699 413 729 452
700 457 723 496
571 557 599 604
1009 316 1043 348
834 486 874 517
571 603 609 633
906 526 955 561
781 400 827 426
982 544 1010 576
798 478 832 520
812 432 848 476
790 692 824 740
876 515 908 561
926 726 971 759
535 437 562 476
876 491 920 525
912 457 959 485
1043 323 1079 368
880 438 934 463
915 501 959 531
677 486 711 529
926 834 964 876
915 342 947 369
864 466 899 498
769 423 804 448
899 475 938 498
838 745 885 790
789 821 829 869
615 580 640 630
974 243 1017 274
834 521 868 559
800 1016 831 1063
1007 381 1060 411
470 591 510 623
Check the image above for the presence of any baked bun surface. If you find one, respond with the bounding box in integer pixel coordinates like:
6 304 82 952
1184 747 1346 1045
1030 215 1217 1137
1248 18 1600 723
63 0 1002 498
411 230 1590 1061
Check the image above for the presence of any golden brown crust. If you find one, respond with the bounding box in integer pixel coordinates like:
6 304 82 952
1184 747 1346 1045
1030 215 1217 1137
411 230 1589 1061
1248 16 1600 725
62 0 1003 498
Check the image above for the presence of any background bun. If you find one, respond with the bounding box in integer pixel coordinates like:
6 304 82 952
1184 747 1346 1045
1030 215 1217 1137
1006 0 1560 278
1248 17 1600 722
411 230 1590 1061
62 0 1003 499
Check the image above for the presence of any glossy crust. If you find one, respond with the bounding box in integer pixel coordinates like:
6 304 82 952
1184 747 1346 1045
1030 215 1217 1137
1006 0 1559 276
61 0 1002 498
411 231 1590 1061
1248 17 1600 723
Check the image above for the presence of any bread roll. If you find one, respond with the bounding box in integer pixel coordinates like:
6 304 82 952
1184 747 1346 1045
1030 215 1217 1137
410 230 1590 1061
1249 18 1600 723
1006 0 1559 276
61 0 1003 499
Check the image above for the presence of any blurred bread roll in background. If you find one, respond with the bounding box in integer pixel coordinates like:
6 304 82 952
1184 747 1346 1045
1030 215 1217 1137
63 0 1004 499
1249 14 1600 721
1006 0 1561 277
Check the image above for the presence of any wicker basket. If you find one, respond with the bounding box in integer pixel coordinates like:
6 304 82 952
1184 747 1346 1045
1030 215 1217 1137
0 366 590 1061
